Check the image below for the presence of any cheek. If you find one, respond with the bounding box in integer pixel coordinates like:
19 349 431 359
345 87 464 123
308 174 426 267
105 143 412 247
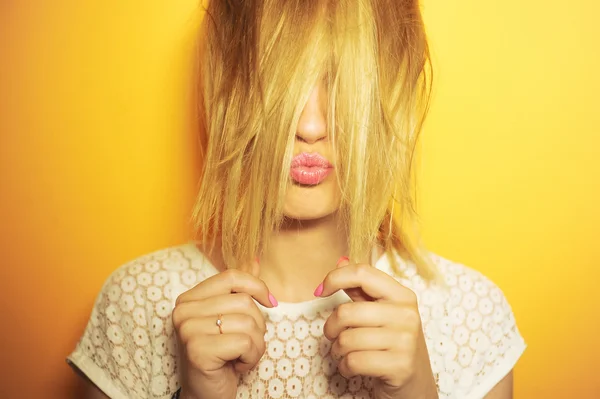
282 181 341 220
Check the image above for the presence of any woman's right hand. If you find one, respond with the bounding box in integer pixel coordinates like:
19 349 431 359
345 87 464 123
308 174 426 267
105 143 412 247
172 260 276 399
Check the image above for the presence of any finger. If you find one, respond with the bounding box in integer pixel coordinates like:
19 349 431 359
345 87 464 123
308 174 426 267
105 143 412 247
319 263 416 303
330 328 397 360
323 302 411 340
178 314 266 355
187 333 262 374
172 293 266 334
337 351 405 383
176 263 276 308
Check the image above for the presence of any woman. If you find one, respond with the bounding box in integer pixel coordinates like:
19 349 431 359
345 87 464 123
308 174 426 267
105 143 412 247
68 0 526 398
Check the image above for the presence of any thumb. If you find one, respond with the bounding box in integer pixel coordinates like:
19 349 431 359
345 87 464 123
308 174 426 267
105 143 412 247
250 257 261 278
239 257 277 307
252 257 278 307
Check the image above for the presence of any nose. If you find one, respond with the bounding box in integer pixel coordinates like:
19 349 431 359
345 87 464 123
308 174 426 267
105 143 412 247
296 84 327 144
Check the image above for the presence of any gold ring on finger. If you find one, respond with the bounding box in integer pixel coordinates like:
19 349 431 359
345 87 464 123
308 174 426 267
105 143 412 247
216 314 224 334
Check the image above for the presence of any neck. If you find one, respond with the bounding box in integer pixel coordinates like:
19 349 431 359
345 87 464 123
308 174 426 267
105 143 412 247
259 212 348 303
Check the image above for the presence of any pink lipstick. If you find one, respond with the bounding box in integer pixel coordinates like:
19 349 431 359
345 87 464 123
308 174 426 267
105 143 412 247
290 152 333 185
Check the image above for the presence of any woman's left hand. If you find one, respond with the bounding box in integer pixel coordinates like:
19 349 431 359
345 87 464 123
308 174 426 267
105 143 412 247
317 258 439 399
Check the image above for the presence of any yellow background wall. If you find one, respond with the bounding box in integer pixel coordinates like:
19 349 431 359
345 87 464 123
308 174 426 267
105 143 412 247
0 1 598 398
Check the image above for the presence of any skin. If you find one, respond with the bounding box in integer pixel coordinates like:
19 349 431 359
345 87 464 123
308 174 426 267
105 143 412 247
82 84 515 398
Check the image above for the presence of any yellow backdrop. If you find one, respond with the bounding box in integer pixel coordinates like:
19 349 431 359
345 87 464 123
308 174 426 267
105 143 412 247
1 1 598 398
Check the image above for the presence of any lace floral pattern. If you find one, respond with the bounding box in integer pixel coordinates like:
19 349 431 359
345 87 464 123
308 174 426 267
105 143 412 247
68 243 526 399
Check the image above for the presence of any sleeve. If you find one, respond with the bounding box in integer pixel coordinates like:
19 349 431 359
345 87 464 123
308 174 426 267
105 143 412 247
67 266 146 398
67 262 181 399
424 253 526 399
452 270 527 399
466 277 527 399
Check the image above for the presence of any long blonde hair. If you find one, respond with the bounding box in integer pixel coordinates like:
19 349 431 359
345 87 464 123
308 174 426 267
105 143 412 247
193 0 436 279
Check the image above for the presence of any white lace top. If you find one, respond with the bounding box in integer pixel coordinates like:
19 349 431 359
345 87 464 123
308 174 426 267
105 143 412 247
67 243 526 399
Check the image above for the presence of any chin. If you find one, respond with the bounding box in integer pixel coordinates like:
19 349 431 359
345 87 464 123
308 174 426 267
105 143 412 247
282 206 336 221
282 183 340 221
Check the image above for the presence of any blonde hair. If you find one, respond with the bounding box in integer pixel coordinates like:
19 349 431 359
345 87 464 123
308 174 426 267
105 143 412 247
193 0 436 279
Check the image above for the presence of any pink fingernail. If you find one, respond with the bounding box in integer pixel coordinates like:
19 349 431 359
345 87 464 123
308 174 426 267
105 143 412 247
255 257 260 264
336 256 349 265
269 293 278 307
314 283 324 297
